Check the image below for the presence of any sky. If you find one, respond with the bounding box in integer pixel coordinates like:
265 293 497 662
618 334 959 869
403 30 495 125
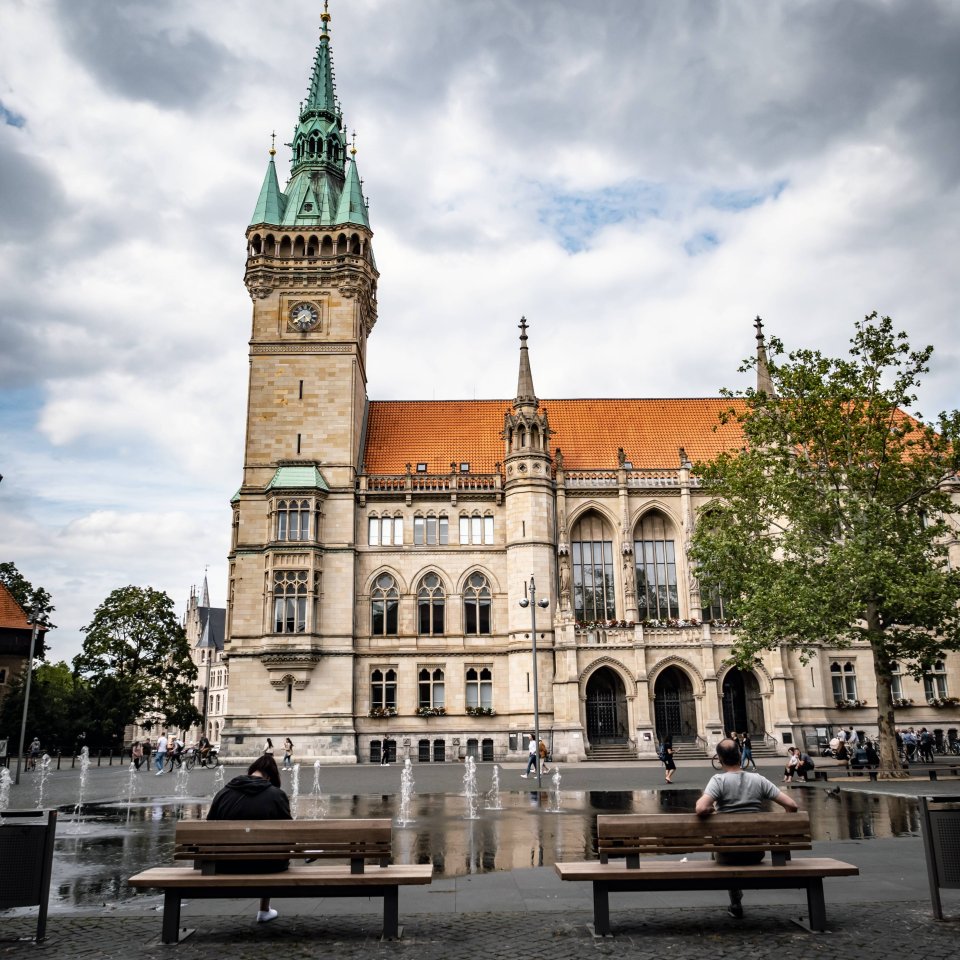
1 0 958 663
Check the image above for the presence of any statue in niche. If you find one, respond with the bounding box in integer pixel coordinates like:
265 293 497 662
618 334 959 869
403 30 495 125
558 555 572 608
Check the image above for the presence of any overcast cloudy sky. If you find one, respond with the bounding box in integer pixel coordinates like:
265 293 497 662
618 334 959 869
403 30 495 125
1 0 958 663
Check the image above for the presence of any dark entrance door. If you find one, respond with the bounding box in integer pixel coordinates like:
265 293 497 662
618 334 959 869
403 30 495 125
721 668 764 735
653 666 696 739
585 667 628 744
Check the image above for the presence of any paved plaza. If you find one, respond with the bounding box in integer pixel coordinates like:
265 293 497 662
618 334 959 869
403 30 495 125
2 758 959 958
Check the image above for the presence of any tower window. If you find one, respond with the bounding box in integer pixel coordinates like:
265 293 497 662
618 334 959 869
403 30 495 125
273 570 308 634
276 499 310 541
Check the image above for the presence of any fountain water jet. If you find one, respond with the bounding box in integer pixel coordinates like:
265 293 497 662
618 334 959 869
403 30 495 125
71 747 90 833
0 767 11 818
174 760 190 799
396 758 415 826
463 756 480 820
485 763 503 810
125 761 137 823
549 766 562 813
212 761 225 795
311 760 326 818
290 763 300 818
35 754 52 808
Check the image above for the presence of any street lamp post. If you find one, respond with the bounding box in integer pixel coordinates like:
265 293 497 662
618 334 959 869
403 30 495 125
14 616 41 786
519 574 550 789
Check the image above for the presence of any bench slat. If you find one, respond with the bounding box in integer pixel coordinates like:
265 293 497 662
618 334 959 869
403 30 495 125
129 863 434 889
556 857 859 882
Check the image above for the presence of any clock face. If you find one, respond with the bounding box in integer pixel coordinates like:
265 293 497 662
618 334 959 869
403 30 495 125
289 302 319 331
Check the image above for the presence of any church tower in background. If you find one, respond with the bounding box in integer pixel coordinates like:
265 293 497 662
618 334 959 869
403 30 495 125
223 4 377 757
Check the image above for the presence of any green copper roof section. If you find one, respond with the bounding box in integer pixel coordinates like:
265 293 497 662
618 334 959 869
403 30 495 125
333 156 370 228
316 176 337 223
266 465 330 492
250 156 286 226
304 10 337 116
231 488 241 503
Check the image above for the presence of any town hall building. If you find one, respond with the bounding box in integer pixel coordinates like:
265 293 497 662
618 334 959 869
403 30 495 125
219 8 960 763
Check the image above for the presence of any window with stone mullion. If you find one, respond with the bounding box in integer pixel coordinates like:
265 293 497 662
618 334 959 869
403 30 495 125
371 668 397 709
417 573 445 635
634 511 679 620
273 570 308 633
466 667 493 709
371 573 399 636
419 667 445 708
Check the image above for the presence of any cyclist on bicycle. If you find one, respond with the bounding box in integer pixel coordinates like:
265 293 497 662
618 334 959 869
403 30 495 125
198 735 211 765
28 737 41 771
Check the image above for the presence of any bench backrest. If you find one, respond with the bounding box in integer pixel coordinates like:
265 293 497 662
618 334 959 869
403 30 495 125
174 818 393 874
598 812 811 866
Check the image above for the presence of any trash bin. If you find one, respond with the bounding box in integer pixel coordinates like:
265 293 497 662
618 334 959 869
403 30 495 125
919 795 960 919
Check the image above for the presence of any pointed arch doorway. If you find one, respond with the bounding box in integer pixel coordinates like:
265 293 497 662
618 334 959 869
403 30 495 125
721 667 765 735
585 667 628 744
654 666 697 740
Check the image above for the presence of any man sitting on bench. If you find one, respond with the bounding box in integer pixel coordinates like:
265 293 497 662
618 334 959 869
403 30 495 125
696 737 799 918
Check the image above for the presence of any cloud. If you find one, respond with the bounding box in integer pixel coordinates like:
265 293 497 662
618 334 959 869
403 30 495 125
0 0 958 664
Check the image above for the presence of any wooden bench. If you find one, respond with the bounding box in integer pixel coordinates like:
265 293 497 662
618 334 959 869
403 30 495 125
555 812 858 935
128 818 433 943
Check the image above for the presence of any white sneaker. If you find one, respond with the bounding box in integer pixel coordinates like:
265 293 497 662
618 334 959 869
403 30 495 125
519 774 528 778
155 771 163 776
257 908 278 923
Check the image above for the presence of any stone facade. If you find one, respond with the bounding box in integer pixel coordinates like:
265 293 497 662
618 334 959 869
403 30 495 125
218 12 960 763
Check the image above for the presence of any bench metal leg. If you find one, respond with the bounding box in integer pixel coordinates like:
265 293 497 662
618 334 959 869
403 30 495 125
162 890 182 944
383 887 399 939
592 881 611 936
806 879 827 931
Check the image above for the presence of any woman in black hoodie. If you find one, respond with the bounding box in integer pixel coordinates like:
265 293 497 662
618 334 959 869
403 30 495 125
207 753 291 923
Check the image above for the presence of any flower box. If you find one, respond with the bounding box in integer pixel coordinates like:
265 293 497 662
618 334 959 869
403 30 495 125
368 706 397 718
416 706 446 717
835 699 867 709
465 706 495 717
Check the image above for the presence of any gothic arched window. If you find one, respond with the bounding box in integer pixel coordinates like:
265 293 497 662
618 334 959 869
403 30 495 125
276 499 310 541
463 572 492 635
371 573 399 636
273 570 308 633
417 573 445 635
572 513 615 623
634 510 679 619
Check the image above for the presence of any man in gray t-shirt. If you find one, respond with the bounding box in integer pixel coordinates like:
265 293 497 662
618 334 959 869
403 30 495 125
695 737 798 917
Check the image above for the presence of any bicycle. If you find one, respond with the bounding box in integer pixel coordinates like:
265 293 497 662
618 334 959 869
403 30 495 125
185 747 220 770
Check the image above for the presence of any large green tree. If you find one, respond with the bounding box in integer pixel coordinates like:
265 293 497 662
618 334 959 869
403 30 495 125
0 661 85 753
72 586 200 746
690 314 960 778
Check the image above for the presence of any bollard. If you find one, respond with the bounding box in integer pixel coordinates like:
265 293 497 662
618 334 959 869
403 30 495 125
56 752 62 770
108 751 113 766
71 753 76 769
97 751 102 767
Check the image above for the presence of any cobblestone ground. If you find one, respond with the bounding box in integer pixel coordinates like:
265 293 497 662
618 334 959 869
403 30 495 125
2 902 958 960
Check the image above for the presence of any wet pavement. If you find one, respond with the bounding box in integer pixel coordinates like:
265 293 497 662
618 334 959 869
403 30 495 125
2 757 960 957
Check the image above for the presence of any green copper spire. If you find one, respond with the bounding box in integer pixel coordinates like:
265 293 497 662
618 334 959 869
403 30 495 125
249 139 286 226
305 2 337 115
251 3 372 232
334 149 370 228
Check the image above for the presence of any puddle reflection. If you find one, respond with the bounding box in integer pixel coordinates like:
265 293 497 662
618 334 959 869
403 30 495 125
45 787 920 907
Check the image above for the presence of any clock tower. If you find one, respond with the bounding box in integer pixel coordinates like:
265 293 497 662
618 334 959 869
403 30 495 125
223 4 377 758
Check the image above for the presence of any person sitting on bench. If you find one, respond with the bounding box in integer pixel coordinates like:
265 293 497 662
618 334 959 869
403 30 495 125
696 737 798 918
207 753 291 924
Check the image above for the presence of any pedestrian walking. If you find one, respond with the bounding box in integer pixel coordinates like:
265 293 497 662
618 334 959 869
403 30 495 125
520 733 538 778
154 732 168 775
661 736 676 783
739 732 757 770
538 738 551 774
131 741 144 771
263 737 275 756
282 738 294 769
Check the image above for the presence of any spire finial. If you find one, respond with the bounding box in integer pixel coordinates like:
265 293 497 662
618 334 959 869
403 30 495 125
514 316 537 407
351 129 357 156
753 315 775 396
321 0 331 31
269 130 276 157
519 315 529 343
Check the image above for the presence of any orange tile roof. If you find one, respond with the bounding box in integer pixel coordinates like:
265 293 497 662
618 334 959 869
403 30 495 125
364 398 746 474
0 582 32 630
